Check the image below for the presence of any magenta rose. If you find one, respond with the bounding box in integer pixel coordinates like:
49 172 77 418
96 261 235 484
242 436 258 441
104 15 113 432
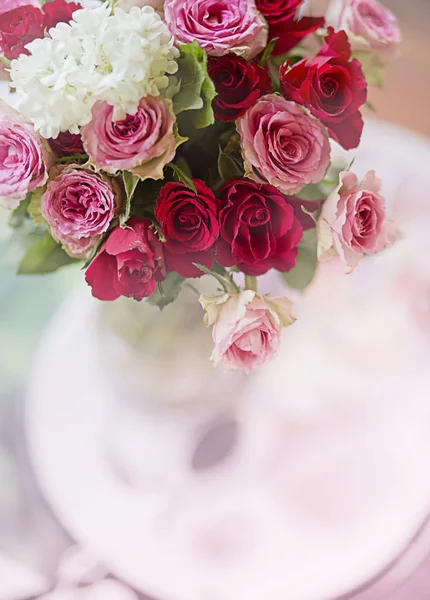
317 170 397 273
85 218 166 302
164 0 268 59
216 179 303 276
40 167 117 258
237 94 331 195
200 291 296 373
43 0 82 31
336 0 401 59
0 100 53 210
0 0 39 15
81 97 178 180
155 180 219 277
48 130 85 157
207 54 272 122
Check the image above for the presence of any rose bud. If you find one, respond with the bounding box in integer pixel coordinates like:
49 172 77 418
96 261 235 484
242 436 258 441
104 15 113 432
216 178 303 276
200 291 296 373
237 93 331 195
85 218 166 301
317 170 397 273
155 180 219 277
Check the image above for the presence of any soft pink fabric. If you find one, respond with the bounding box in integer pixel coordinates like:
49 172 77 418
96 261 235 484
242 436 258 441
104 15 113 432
237 94 331 195
40 167 116 258
164 0 268 59
81 97 177 179
200 291 295 374
0 0 39 14
337 0 401 58
317 170 397 273
0 100 53 209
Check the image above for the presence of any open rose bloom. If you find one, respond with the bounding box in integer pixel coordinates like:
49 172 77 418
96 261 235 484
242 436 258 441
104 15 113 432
0 0 400 373
317 170 397 273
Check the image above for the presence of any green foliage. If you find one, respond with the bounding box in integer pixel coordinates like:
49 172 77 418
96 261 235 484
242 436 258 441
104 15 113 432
168 163 197 193
120 171 140 227
172 41 217 130
281 228 318 292
259 38 279 67
18 236 78 275
147 272 185 310
217 147 243 182
9 194 31 229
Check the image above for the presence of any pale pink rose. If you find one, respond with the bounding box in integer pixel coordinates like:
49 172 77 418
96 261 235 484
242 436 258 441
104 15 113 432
40 166 117 258
0 0 39 14
81 97 178 180
237 94 331 195
336 0 401 59
317 170 397 273
164 0 268 59
0 99 54 210
200 291 296 374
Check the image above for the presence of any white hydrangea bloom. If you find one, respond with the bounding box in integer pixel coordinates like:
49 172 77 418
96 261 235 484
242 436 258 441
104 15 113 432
10 3 178 138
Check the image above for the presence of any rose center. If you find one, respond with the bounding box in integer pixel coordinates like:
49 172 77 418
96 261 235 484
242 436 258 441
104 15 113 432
321 76 338 98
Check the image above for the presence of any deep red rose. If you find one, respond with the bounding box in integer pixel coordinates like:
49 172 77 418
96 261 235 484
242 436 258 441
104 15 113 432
48 130 85 156
280 27 368 150
255 0 325 56
85 218 166 301
0 5 45 60
208 54 272 122
216 178 303 276
155 180 219 278
43 0 82 30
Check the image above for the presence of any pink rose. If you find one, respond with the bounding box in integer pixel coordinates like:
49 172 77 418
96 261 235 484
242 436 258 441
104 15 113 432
81 97 178 179
237 94 331 195
40 166 117 258
199 291 296 373
164 0 268 59
0 0 39 15
0 100 53 210
335 0 401 59
317 170 397 273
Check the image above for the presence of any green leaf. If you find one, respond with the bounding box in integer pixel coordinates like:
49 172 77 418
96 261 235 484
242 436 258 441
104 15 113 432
365 101 376 113
297 184 324 202
168 163 197 194
217 147 243 182
18 236 78 275
281 228 318 292
55 153 88 165
120 171 140 227
28 188 46 226
172 41 217 130
259 37 279 67
9 194 31 229
147 272 185 310
0 55 11 68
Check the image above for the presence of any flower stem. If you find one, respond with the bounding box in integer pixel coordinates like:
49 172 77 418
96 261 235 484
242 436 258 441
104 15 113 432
245 275 258 293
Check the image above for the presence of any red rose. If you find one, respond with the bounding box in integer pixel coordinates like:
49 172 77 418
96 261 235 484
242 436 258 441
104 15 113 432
43 0 82 30
207 54 272 122
216 179 303 276
0 5 45 60
280 27 367 150
255 0 325 56
155 180 219 278
85 218 166 301
48 130 85 157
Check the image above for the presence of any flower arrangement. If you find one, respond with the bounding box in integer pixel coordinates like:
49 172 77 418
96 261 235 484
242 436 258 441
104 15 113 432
0 0 401 373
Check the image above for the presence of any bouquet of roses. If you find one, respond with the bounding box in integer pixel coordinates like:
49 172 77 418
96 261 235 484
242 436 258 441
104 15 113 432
0 0 400 373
